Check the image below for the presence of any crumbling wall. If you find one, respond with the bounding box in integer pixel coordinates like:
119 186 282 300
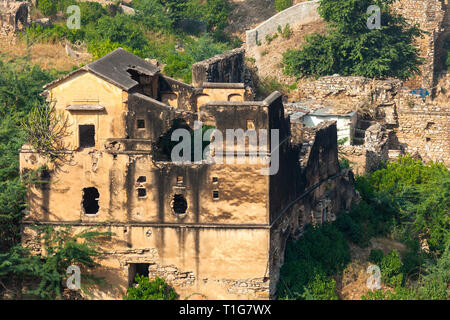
268 121 359 297
392 0 446 89
158 75 198 111
395 90 450 165
299 75 449 168
0 0 30 32
192 48 246 87
22 224 270 300
301 75 403 109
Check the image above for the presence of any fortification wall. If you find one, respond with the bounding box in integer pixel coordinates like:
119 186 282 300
191 48 247 87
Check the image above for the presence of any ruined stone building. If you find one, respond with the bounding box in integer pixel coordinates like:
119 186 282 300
20 48 357 299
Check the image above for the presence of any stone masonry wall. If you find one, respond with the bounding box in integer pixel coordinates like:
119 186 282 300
192 48 246 87
392 0 446 89
300 75 449 167
395 89 450 165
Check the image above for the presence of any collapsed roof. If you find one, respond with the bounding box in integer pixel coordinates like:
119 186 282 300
43 48 160 92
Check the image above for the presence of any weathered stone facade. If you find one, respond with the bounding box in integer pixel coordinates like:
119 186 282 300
392 0 446 89
0 0 30 33
20 48 357 300
296 75 449 170
395 89 450 164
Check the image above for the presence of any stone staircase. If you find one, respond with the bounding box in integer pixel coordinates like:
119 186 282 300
353 119 375 146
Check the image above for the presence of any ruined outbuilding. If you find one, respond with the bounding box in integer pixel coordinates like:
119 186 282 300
20 48 358 299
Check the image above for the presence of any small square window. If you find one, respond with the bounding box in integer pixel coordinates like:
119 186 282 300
137 188 147 198
212 177 218 183
213 190 219 199
137 119 145 129
137 176 146 183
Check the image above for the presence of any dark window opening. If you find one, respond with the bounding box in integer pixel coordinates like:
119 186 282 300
137 188 147 198
172 194 187 214
137 176 146 183
137 119 146 129
128 263 150 286
113 154 117 160
213 190 219 199
79 125 95 148
426 137 431 142
82 187 99 214
212 177 218 183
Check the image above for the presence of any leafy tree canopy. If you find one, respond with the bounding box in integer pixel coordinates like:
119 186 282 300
282 0 424 80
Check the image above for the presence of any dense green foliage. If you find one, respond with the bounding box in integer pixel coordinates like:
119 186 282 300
357 157 449 253
299 274 339 300
26 0 236 81
38 0 58 16
274 0 292 12
123 275 177 300
278 223 350 299
282 0 424 79
0 226 111 299
0 58 56 253
279 156 449 300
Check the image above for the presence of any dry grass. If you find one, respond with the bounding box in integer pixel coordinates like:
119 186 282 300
0 36 91 72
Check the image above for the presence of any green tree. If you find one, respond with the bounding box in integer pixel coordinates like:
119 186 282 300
27 225 112 299
124 275 177 300
21 101 71 164
38 0 57 16
282 0 424 80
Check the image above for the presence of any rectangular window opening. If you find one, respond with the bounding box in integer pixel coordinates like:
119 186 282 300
137 119 146 129
137 188 147 198
79 124 95 148
213 190 219 199
128 263 150 286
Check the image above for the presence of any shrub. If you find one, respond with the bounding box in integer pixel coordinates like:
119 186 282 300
335 213 368 247
300 274 339 300
87 39 137 60
94 15 148 51
274 0 292 12
368 249 384 265
124 275 177 300
381 250 404 287
282 0 424 80
204 0 231 32
38 0 57 16
278 223 350 298
281 24 292 39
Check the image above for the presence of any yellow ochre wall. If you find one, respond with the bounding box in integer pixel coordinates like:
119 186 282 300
47 71 128 149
